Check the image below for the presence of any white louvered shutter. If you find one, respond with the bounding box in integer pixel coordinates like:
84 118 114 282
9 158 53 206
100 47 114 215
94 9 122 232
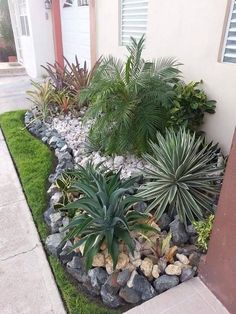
120 0 148 46
223 0 236 63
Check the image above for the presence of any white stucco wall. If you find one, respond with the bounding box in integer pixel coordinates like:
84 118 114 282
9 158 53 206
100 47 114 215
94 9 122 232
96 0 236 153
27 1 55 77
60 3 91 66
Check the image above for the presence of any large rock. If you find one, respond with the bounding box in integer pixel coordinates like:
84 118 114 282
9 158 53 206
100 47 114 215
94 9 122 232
100 285 123 308
119 286 141 304
59 240 75 264
45 233 63 257
169 217 189 245
180 268 196 283
117 269 131 286
132 273 156 301
66 255 88 283
43 206 55 226
158 213 171 230
102 272 120 295
50 212 63 233
189 252 202 267
85 268 108 296
177 244 197 256
154 275 179 294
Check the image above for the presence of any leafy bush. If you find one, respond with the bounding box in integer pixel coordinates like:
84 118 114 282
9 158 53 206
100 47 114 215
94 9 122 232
167 81 216 131
137 128 223 226
27 80 55 120
80 36 181 155
63 163 154 270
193 215 214 251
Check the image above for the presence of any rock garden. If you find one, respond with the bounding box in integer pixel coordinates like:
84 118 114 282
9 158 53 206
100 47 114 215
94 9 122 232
24 37 225 310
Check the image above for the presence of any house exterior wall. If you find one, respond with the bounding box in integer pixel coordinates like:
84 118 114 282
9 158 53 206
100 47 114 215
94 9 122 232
96 0 236 153
8 0 55 78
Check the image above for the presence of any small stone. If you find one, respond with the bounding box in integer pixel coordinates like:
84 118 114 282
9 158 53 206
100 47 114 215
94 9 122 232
116 253 130 270
180 268 196 282
158 213 171 230
154 275 179 293
114 156 124 168
125 263 136 272
174 261 191 270
176 253 189 265
92 253 105 267
132 258 142 268
45 233 63 257
129 249 141 262
152 265 160 279
106 264 114 275
132 274 156 301
169 217 189 245
189 252 202 267
165 264 182 276
158 257 167 274
140 258 153 277
117 269 131 286
119 286 141 304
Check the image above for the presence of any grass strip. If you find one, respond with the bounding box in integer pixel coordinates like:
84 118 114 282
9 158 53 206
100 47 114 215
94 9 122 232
0 110 119 314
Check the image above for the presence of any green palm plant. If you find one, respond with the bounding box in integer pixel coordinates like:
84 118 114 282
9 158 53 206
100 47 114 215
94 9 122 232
80 36 182 154
137 128 224 226
63 163 154 270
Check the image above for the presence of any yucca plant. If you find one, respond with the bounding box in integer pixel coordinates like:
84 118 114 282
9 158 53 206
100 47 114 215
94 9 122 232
26 79 55 121
137 128 224 226
80 36 182 154
63 163 154 270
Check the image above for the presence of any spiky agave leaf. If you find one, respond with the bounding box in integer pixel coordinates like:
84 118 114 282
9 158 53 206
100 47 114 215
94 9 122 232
137 128 224 226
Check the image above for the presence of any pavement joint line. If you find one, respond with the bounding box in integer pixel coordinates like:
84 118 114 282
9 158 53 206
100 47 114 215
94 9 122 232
0 244 39 262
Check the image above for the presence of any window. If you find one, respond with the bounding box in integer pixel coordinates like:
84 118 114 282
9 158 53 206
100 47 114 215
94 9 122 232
222 0 236 63
78 0 89 6
18 0 30 36
120 0 148 46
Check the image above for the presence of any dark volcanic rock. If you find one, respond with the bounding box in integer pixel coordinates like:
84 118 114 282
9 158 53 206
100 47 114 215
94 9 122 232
119 286 141 304
132 274 156 301
117 269 131 286
169 217 189 245
158 213 171 231
180 268 196 283
154 275 179 294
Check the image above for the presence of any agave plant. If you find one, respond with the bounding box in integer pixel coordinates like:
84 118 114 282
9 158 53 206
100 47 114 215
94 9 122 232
26 79 54 120
137 128 224 226
63 163 154 270
80 36 182 154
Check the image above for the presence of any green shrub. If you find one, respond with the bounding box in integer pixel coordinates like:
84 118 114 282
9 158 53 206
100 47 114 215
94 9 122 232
63 164 155 270
137 128 223 226
167 81 216 131
80 36 181 155
193 215 214 251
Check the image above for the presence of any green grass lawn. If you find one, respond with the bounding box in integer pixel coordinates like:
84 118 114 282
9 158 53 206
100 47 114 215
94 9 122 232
0 110 119 314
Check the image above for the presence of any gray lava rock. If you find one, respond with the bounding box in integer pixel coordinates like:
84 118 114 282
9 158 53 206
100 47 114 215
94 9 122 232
132 274 156 301
119 286 141 304
180 268 196 283
133 202 147 213
67 255 88 283
43 206 55 226
169 217 189 245
50 212 63 233
154 275 179 294
117 269 131 286
158 213 171 231
45 233 63 257
85 268 108 296
50 191 62 207
100 285 123 308
102 272 120 295
59 240 75 264
177 245 197 256
186 224 196 236
189 252 202 267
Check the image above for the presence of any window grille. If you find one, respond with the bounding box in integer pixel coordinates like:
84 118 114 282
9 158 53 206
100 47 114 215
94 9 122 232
223 0 236 63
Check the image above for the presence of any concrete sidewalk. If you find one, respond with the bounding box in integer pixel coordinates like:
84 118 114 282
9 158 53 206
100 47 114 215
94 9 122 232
0 129 65 314
0 75 31 114
125 277 229 314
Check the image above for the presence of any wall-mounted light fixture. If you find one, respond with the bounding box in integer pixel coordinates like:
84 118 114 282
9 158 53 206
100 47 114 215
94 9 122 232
45 0 52 10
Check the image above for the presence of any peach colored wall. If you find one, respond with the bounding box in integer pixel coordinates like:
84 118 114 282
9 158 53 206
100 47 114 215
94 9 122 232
96 0 236 153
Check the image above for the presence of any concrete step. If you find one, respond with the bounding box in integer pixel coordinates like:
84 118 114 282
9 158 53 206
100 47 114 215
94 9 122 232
0 62 26 77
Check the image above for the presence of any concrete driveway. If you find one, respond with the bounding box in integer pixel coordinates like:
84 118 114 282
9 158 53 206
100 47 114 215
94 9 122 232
0 75 32 114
